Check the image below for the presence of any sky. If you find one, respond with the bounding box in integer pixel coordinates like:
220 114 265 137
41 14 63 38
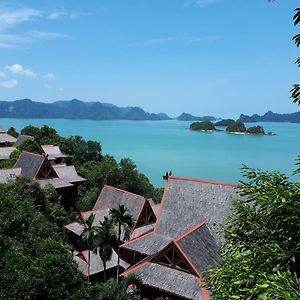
0 0 298 118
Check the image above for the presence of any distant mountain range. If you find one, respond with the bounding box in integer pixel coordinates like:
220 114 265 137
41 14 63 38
238 110 300 123
1 99 299 123
0 99 173 121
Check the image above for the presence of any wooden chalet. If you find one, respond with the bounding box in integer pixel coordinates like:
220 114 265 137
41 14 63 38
119 176 243 300
0 151 85 207
64 185 158 249
41 145 68 163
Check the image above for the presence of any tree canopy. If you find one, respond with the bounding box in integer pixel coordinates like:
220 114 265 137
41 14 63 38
205 165 300 299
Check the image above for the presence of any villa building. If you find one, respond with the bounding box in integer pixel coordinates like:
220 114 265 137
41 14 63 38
119 176 242 300
0 151 85 207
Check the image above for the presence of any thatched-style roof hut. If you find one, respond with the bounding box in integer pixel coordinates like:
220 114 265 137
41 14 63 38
118 176 242 299
0 151 85 207
64 185 157 245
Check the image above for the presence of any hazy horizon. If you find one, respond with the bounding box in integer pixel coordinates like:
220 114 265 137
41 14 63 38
0 0 298 118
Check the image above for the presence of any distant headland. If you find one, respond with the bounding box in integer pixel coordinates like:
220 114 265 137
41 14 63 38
238 110 300 123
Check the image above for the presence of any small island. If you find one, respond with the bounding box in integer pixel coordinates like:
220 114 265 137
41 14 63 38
191 120 274 136
226 121 247 133
190 121 220 132
246 126 265 135
214 119 235 127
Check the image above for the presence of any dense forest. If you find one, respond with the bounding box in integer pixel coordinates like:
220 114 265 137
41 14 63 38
0 125 164 299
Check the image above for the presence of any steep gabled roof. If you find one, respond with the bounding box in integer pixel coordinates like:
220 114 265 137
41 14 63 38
174 222 220 275
74 249 129 276
53 165 86 184
121 176 241 255
65 186 157 240
41 145 68 160
36 178 74 189
0 147 16 160
122 262 208 300
14 135 34 147
0 133 17 144
121 222 217 300
93 185 147 223
15 152 47 179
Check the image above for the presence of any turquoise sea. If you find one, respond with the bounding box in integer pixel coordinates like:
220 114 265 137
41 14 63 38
1 118 299 187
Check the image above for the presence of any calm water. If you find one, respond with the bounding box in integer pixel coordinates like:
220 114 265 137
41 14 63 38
1 118 300 187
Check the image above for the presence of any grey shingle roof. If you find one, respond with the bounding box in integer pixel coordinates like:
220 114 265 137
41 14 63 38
14 135 34 146
14 151 46 179
0 133 17 144
65 207 153 241
132 223 155 239
176 223 220 274
53 165 86 183
93 185 146 222
35 178 74 189
0 147 16 160
74 249 129 276
125 262 205 300
125 233 171 256
0 168 22 184
122 176 241 256
41 145 67 160
64 221 85 236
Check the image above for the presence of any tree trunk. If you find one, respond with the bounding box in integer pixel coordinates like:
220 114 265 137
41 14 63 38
88 249 90 282
116 223 121 283
103 259 107 282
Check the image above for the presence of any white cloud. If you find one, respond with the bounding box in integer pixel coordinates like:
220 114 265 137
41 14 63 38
47 10 83 20
58 87 64 92
5 64 36 77
48 12 60 20
0 8 41 31
0 71 6 78
44 72 55 80
0 78 17 88
0 30 69 48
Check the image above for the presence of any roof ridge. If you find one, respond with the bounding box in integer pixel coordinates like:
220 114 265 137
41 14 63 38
168 176 238 187
20 150 45 158
174 220 206 243
104 185 146 201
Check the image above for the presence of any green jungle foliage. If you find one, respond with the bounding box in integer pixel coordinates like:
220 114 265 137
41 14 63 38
7 126 18 138
214 119 235 127
226 121 246 133
0 178 93 299
246 126 265 135
205 165 300 299
190 121 216 131
7 125 163 209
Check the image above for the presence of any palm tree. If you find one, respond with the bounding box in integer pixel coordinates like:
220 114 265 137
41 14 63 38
94 216 117 282
97 274 141 300
81 213 98 281
110 204 134 282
